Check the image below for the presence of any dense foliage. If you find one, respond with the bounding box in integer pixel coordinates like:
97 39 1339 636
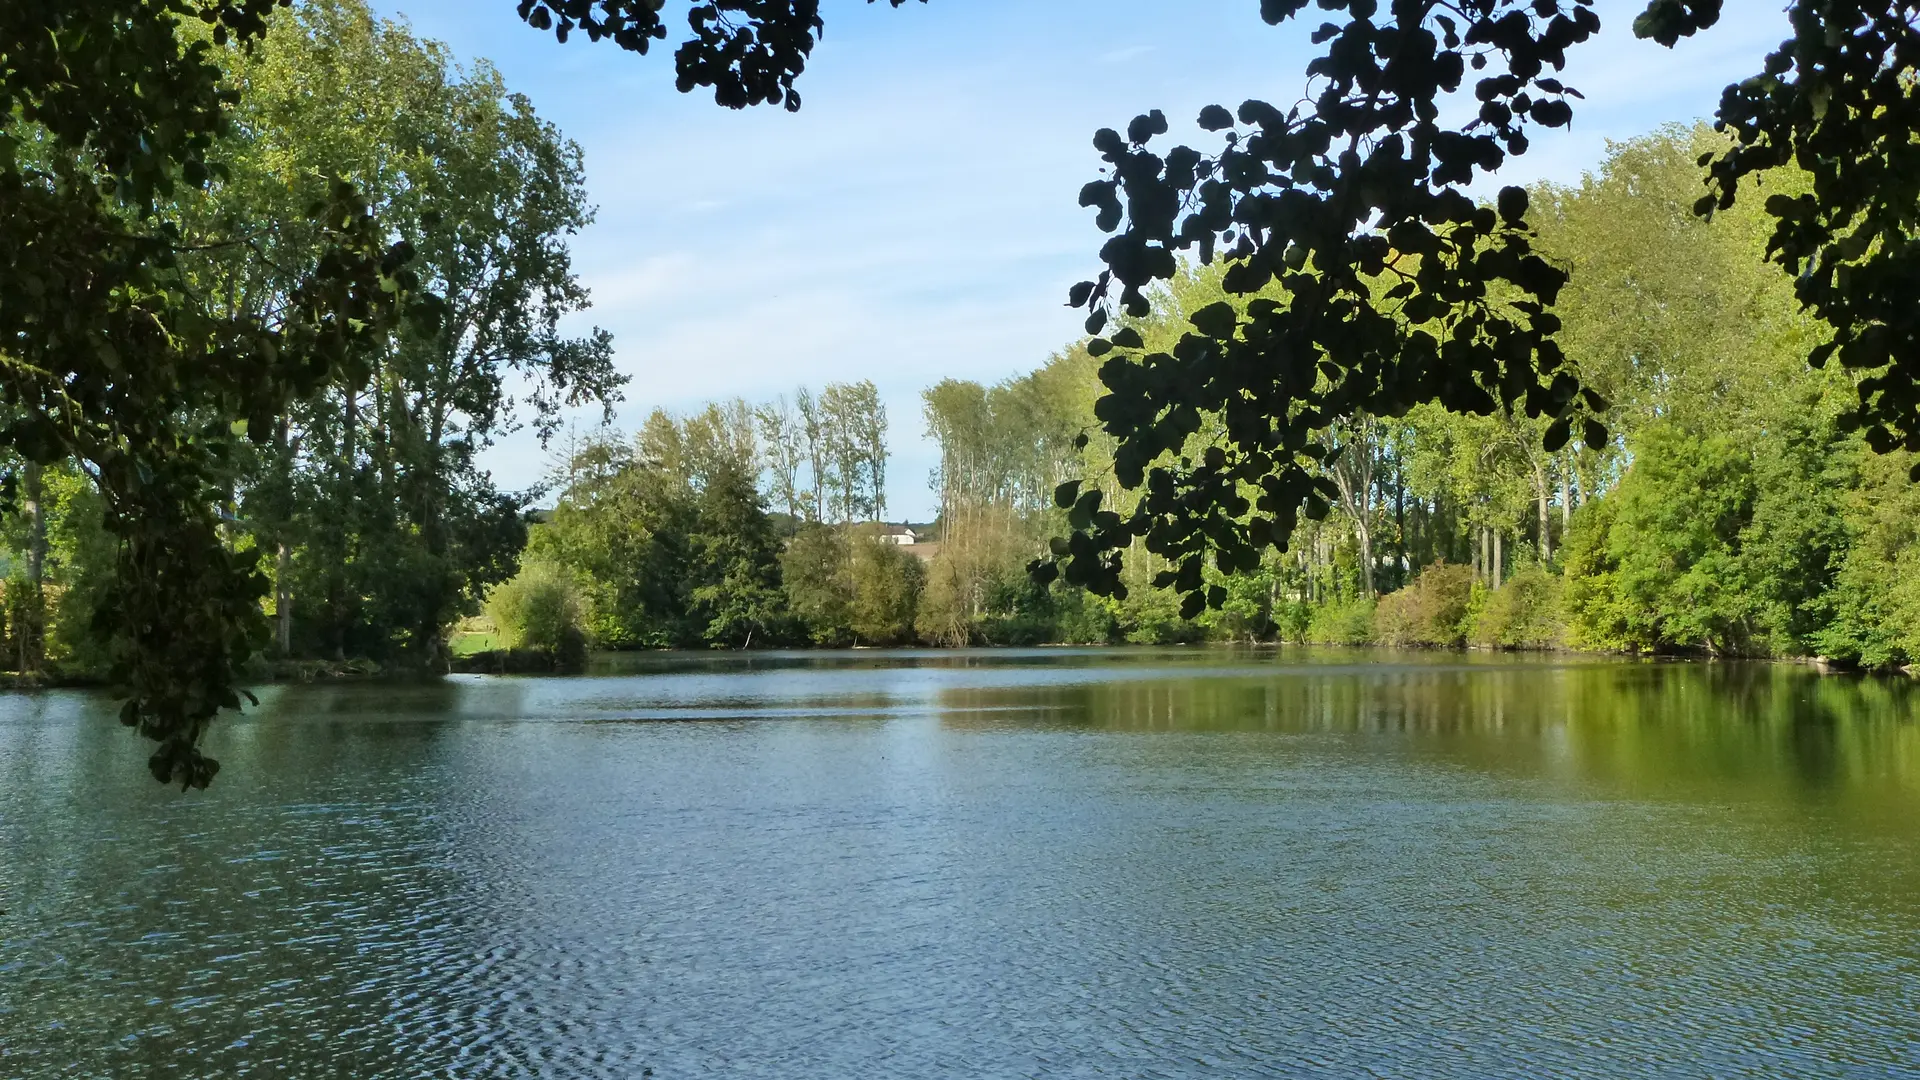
215 2 619 667
504 126 1920 668
484 558 588 665
1046 0 1920 618
1021 124 1915 668
526 388 918 649
1 0 432 786
0 2 614 783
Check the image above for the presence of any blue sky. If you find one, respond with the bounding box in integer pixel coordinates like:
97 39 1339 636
370 0 1790 520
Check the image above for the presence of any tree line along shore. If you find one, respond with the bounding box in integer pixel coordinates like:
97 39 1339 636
0 6 1913 682
472 127 1919 674
8 123 1919 679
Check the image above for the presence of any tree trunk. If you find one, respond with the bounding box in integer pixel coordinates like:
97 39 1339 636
376 367 397 494
1393 467 1406 588
342 384 358 475
331 385 359 661
1306 539 1318 604
18 461 45 675
1493 530 1505 590
276 542 293 656
419 390 451 673
1356 520 1376 597
273 415 294 657
868 421 886 522
1560 453 1574 534
1535 459 1553 564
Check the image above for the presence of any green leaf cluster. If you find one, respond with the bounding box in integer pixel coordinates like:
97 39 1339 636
3 2 429 786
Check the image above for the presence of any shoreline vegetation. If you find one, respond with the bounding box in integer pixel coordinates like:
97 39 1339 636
0 639 1886 694
444 642 1920 681
1 9 1915 700
7 123 1920 687
473 125 1919 681
5 123 1918 686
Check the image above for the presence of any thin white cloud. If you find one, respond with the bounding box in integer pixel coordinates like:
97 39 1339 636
583 252 702 309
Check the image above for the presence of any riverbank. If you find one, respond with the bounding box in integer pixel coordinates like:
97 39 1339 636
3 639 1906 694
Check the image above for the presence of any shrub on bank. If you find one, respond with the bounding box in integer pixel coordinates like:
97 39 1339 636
1051 588 1121 644
981 586 1119 646
485 559 588 664
1472 564 1567 650
1307 598 1376 645
1372 563 1473 646
1271 600 1313 643
1122 587 1205 644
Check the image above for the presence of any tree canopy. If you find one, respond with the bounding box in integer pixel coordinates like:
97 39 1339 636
518 0 1920 618
3 1 432 786
2 1 610 785
1043 0 1920 612
497 120 1920 666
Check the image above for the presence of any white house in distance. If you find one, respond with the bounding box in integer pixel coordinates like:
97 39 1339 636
874 523 941 563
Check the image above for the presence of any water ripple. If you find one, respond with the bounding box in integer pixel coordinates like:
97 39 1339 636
1 651 1917 1077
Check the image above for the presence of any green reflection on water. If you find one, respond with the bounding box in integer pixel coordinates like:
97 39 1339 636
936 651 1920 807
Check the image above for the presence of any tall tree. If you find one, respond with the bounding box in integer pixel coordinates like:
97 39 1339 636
857 387 889 521
208 1 621 667
682 399 758 488
687 460 786 648
1322 416 1383 597
796 386 833 523
532 432 698 648
755 394 806 527
2 1 428 785
818 381 878 523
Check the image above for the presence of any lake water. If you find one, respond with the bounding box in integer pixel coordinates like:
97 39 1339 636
2 648 1918 1078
